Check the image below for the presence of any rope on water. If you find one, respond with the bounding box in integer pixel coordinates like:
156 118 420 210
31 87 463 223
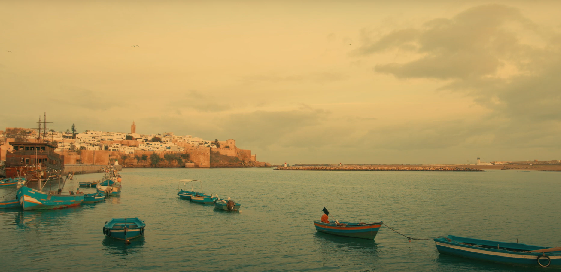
382 222 432 242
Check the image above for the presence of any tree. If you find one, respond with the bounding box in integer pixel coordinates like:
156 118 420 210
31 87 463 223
141 154 148 161
135 155 141 162
151 136 162 142
121 155 128 161
213 139 220 148
126 135 134 140
164 153 175 164
71 123 77 139
150 153 161 167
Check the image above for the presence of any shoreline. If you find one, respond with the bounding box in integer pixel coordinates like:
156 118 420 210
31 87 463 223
275 164 561 172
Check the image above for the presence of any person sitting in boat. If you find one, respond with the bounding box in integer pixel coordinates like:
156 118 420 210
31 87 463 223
321 207 330 223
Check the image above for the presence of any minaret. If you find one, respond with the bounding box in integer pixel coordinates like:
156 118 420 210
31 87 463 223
131 121 136 134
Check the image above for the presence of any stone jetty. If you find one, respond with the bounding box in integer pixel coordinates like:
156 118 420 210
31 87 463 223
275 165 483 171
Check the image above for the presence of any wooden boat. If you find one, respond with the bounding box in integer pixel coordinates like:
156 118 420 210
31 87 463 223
96 179 121 196
17 186 84 210
0 177 26 187
214 197 241 211
434 235 561 268
0 199 22 209
103 218 146 241
177 179 199 200
190 193 218 205
83 191 106 204
313 221 382 239
79 181 98 188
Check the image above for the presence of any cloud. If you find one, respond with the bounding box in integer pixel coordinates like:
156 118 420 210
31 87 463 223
170 90 232 113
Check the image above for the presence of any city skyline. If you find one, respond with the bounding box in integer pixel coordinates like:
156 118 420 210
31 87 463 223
2 1 560 165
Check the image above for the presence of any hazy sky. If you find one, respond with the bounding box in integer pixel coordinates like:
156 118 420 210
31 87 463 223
2 1 561 165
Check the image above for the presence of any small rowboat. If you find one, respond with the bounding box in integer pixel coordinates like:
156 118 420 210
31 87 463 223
79 181 98 188
0 177 26 187
214 197 241 211
83 191 106 204
434 235 561 268
313 221 382 239
103 218 146 241
177 179 200 200
0 199 21 209
190 193 218 205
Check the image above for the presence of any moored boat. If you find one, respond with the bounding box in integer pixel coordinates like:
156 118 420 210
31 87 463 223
0 199 22 209
190 193 218 205
0 177 26 187
313 221 382 239
103 218 146 241
177 179 199 200
17 186 84 210
83 191 106 204
434 235 561 268
79 180 99 188
96 179 121 196
214 197 241 211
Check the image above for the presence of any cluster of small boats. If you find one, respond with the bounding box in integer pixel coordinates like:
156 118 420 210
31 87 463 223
177 179 241 211
0 166 122 210
315 210 561 268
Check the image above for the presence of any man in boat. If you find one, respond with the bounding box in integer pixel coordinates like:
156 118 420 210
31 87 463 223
321 207 330 223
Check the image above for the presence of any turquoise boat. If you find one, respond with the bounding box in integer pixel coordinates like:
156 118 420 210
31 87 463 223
190 193 218 204
0 199 21 209
214 197 241 211
96 179 121 196
435 235 561 268
0 177 26 187
314 221 382 239
83 191 106 204
79 181 98 188
16 186 84 210
103 218 146 241
177 179 199 200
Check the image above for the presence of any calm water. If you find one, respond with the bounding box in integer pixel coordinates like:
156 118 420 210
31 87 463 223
0 168 560 271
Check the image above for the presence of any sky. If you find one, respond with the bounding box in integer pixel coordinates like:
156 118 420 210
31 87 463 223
1 1 561 165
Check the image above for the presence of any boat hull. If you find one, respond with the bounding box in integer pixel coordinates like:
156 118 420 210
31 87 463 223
434 235 561 267
0 199 22 209
178 190 195 200
83 192 106 204
314 221 382 239
191 195 217 204
104 218 146 241
214 200 241 211
16 186 84 210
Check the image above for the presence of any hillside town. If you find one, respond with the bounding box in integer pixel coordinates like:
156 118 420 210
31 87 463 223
0 121 270 169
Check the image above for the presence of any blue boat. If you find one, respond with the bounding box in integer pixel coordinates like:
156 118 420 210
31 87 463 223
434 235 561 268
83 191 106 204
16 186 84 210
96 179 121 196
177 179 199 200
214 197 241 211
190 193 218 204
314 221 383 239
0 177 26 187
79 180 98 188
0 199 22 209
103 218 146 241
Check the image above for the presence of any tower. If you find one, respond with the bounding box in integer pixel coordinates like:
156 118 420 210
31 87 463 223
477 157 481 165
131 121 136 134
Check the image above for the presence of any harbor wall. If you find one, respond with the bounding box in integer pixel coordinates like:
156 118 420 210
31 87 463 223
63 164 122 175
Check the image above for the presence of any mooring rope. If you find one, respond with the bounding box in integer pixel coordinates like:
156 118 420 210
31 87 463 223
382 222 432 242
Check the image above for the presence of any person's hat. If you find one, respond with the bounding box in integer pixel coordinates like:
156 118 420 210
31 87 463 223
322 207 329 215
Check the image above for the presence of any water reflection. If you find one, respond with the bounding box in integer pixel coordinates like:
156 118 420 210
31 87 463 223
314 232 379 252
102 236 145 256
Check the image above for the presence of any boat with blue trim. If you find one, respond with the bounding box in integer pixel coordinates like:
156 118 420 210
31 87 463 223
17 186 84 210
83 191 106 204
177 179 199 200
103 218 146 241
314 221 383 239
0 199 21 209
434 235 561 268
214 197 241 211
190 193 218 204
0 177 26 187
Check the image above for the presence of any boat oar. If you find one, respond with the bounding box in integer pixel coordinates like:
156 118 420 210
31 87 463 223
530 247 561 253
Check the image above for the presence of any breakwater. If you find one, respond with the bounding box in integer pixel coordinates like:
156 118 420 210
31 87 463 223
63 164 122 175
275 165 483 171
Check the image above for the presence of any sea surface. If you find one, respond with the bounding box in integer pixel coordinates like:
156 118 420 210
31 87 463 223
0 168 560 271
